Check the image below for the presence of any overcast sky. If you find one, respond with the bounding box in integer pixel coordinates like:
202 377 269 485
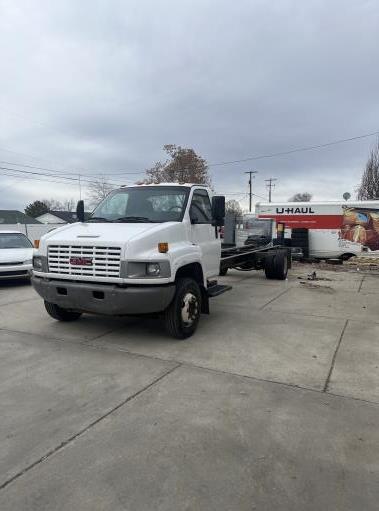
1 0 379 211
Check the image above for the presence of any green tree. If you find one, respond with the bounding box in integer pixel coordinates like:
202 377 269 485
24 200 49 218
357 140 379 200
142 144 211 186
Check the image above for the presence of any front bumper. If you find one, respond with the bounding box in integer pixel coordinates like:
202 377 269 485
31 276 176 315
0 264 32 280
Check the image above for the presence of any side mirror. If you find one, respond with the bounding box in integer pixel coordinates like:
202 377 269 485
211 195 225 227
76 200 85 222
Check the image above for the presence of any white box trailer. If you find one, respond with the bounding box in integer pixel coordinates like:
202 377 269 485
256 200 379 259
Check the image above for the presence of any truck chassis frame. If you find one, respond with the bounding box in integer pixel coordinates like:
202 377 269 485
220 243 292 276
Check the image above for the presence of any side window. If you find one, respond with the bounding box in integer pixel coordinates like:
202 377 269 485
190 190 212 224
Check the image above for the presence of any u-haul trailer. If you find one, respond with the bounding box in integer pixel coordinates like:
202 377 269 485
256 200 379 259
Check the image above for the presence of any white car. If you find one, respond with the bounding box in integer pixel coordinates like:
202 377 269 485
0 231 34 280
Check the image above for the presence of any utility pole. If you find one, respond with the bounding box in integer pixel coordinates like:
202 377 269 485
265 178 277 202
245 171 258 212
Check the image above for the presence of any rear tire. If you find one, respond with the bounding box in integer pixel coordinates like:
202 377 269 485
264 251 288 280
44 301 82 321
219 267 228 276
340 253 355 261
164 278 201 339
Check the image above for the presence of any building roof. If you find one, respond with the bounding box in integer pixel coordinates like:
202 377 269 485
0 210 42 224
46 211 91 222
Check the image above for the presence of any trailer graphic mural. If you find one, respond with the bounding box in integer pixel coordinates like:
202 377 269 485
256 200 379 259
340 207 379 251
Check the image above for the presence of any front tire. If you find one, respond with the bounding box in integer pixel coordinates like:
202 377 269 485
164 278 201 339
44 301 82 322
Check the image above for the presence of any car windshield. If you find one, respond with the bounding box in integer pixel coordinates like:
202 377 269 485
0 233 33 249
89 186 189 223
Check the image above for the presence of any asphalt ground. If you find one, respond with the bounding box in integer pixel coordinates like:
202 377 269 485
0 265 378 510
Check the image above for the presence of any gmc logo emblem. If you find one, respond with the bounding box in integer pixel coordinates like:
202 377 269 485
70 257 93 266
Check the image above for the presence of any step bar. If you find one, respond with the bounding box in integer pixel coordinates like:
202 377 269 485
207 283 232 298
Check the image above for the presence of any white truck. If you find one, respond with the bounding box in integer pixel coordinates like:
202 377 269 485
32 184 290 338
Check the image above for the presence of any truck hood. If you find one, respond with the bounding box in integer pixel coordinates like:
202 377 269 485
0 247 34 263
41 221 170 245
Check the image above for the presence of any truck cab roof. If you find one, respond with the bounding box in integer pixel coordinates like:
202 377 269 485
121 183 209 189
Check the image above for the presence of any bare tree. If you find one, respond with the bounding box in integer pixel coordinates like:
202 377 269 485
141 144 211 186
226 199 243 216
357 140 379 200
87 177 115 206
288 192 312 202
43 198 76 211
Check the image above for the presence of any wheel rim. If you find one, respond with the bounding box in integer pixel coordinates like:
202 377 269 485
181 292 199 326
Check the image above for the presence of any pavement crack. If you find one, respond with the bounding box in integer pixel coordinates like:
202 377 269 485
323 319 349 393
0 363 180 492
259 287 291 310
357 275 365 293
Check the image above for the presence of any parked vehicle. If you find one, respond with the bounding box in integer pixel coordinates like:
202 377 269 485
32 184 290 338
0 231 34 280
256 200 379 259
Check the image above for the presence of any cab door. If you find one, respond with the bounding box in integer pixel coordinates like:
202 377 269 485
189 189 221 278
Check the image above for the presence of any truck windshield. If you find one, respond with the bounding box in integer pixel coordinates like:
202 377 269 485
89 186 189 223
0 233 33 249
244 219 272 237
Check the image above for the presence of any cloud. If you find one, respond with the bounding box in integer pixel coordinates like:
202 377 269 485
1 0 378 210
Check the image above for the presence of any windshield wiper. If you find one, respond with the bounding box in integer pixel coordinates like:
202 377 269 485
87 217 111 222
114 216 155 223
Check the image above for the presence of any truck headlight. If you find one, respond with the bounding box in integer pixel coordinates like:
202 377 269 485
146 262 161 276
33 256 43 270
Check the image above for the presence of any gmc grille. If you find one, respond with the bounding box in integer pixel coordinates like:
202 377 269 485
47 245 122 278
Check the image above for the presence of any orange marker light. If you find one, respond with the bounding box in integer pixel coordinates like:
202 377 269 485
158 242 169 253
34 239 40 249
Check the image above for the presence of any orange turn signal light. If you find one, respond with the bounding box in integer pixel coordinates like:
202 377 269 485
158 242 169 253
34 239 40 249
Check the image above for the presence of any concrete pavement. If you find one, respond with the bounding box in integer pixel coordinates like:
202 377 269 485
0 266 378 510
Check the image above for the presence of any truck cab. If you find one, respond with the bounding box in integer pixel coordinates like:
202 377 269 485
32 184 227 339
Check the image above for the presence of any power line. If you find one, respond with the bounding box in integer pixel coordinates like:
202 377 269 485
0 166 126 188
206 130 379 168
217 191 267 200
104 129 379 175
0 170 81 187
1 128 377 178
0 160 139 179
